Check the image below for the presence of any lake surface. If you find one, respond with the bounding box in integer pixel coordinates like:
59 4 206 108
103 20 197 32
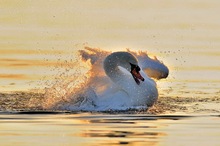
1 112 220 146
0 0 220 145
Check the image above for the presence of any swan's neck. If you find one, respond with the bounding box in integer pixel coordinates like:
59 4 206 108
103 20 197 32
103 53 131 83
104 60 124 82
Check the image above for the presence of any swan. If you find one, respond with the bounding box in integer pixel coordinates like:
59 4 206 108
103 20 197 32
92 51 158 110
53 48 168 111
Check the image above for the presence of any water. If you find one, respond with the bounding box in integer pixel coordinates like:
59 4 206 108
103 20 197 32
1 112 220 146
0 0 220 145
0 47 219 113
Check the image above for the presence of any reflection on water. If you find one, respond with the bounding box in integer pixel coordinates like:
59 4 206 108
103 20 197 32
0 112 220 146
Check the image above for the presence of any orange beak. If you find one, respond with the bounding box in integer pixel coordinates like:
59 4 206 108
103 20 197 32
131 68 145 85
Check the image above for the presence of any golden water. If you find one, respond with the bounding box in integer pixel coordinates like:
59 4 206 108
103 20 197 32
0 0 219 95
0 113 220 146
0 0 220 145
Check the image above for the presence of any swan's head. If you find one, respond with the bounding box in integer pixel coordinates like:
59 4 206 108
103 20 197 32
117 52 145 85
129 63 145 85
104 52 145 85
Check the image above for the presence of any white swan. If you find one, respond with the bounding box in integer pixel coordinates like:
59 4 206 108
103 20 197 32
54 48 168 111
92 51 158 110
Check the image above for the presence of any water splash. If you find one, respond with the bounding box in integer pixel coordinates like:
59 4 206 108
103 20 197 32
42 47 169 111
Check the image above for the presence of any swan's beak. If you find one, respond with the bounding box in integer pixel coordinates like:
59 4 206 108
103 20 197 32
131 68 145 85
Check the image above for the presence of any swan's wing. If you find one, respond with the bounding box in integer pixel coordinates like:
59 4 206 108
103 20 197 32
138 55 169 79
125 49 169 79
79 47 169 81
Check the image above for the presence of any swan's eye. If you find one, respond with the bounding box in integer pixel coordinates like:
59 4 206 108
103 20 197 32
136 66 140 72
129 63 140 72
